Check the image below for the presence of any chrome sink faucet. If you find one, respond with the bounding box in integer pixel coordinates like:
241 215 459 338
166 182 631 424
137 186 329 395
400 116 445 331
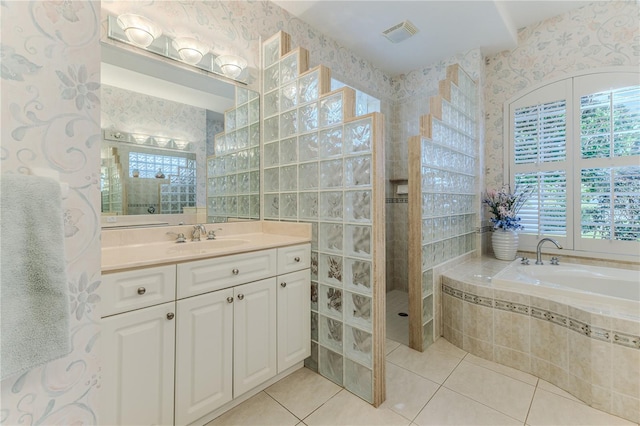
535 238 562 265
192 224 207 241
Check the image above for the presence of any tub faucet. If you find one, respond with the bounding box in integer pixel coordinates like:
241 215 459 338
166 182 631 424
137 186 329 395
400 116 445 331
535 238 562 265
192 224 207 241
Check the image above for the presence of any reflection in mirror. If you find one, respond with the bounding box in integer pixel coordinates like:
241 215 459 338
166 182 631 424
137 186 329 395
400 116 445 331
100 43 260 227
207 90 261 222
101 130 197 216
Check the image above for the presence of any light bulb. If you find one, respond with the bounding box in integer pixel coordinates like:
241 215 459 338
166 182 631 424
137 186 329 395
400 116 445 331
172 37 208 65
117 14 162 48
214 55 247 79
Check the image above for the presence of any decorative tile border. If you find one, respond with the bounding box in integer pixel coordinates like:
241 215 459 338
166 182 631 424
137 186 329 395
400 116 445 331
385 197 408 203
442 283 640 350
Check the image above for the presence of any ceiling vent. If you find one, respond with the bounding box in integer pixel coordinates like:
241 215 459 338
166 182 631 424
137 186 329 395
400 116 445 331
382 20 419 43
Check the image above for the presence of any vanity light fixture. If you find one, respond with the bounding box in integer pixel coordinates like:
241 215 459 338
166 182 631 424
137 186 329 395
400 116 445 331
107 15 248 83
214 55 248 79
116 14 162 48
172 37 209 65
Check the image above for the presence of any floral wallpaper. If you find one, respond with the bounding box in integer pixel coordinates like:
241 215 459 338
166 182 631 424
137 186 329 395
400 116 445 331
484 0 640 190
101 85 208 206
4 0 633 421
1 1 102 424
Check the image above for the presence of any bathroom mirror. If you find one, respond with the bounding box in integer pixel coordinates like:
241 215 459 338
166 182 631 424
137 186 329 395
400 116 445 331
100 42 260 227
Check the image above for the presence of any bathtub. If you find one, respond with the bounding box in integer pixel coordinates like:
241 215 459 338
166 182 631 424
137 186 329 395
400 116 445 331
441 256 640 422
491 260 640 318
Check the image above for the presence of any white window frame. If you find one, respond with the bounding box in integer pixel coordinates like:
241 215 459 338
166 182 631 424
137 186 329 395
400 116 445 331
504 67 640 260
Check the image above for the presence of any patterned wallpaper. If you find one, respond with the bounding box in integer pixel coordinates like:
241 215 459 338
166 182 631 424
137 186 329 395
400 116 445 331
2 0 636 422
484 0 640 189
101 84 208 206
1 1 102 424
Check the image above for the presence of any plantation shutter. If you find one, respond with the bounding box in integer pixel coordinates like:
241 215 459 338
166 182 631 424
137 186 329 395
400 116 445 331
576 79 640 246
513 101 566 164
509 79 572 247
515 171 567 236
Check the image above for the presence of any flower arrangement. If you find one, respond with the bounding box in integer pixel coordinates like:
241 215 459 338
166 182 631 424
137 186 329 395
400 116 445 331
483 185 532 231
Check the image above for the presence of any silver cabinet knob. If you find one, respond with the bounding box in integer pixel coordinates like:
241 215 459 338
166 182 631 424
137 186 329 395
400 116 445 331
166 312 175 320
226 296 234 303
237 294 244 300
232 268 239 275
137 287 146 295
280 282 287 288
294 256 300 262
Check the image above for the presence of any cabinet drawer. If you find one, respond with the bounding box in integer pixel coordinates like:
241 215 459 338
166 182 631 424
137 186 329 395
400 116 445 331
101 265 176 317
177 249 277 299
277 244 311 275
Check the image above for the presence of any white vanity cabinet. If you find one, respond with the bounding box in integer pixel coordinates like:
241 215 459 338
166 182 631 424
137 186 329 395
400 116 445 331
101 301 176 426
175 287 234 425
277 269 311 372
232 277 278 397
174 277 277 425
101 242 310 426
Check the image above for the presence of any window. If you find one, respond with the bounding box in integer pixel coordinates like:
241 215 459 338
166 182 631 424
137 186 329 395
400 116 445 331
507 71 639 257
128 151 191 178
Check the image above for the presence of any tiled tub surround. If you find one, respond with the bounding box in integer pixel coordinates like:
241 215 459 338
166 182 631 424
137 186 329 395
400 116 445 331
441 257 640 423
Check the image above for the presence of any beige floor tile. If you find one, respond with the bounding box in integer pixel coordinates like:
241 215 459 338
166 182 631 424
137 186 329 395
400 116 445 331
414 387 521 426
536 379 584 404
387 344 462 384
387 290 410 346
430 337 467 359
265 367 341 419
444 360 535 422
527 388 635 425
386 338 402 355
464 352 538 385
304 389 411 426
381 362 440 421
205 392 299 426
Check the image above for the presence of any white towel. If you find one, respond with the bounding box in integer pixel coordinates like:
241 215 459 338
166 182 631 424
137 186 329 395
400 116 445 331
0 173 71 379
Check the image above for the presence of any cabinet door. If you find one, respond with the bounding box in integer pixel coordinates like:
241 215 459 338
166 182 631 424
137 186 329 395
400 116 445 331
175 288 234 426
233 278 277 397
277 269 311 372
101 302 175 426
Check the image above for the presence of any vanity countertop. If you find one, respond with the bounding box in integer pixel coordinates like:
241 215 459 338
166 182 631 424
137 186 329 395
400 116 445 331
101 221 311 273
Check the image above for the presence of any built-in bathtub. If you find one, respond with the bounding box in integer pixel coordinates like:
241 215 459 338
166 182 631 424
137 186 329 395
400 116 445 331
492 261 640 319
441 257 640 423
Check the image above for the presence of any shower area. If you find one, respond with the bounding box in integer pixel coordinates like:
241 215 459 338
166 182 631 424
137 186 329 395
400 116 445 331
386 63 480 351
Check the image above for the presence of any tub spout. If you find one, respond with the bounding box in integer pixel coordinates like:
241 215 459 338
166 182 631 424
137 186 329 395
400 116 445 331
536 238 562 265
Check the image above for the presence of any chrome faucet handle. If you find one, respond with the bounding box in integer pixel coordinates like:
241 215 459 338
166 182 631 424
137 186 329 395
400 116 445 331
207 228 223 240
550 256 560 265
520 257 530 265
166 231 187 243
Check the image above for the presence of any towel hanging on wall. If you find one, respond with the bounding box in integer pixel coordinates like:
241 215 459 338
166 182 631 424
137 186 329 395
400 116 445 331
0 173 71 379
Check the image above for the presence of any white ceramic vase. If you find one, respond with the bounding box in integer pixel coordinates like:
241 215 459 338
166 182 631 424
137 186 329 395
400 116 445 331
492 229 518 260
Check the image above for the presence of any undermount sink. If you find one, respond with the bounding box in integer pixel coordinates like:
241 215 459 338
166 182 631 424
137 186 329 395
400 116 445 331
167 239 249 254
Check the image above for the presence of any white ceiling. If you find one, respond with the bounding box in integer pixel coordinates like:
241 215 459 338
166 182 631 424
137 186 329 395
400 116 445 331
272 0 592 75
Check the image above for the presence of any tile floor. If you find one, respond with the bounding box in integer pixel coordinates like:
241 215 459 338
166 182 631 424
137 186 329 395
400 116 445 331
386 289 409 346
205 338 638 426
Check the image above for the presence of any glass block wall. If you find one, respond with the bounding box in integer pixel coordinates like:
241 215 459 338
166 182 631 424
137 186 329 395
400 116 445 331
207 87 261 222
408 64 478 351
100 145 123 214
262 31 386 406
